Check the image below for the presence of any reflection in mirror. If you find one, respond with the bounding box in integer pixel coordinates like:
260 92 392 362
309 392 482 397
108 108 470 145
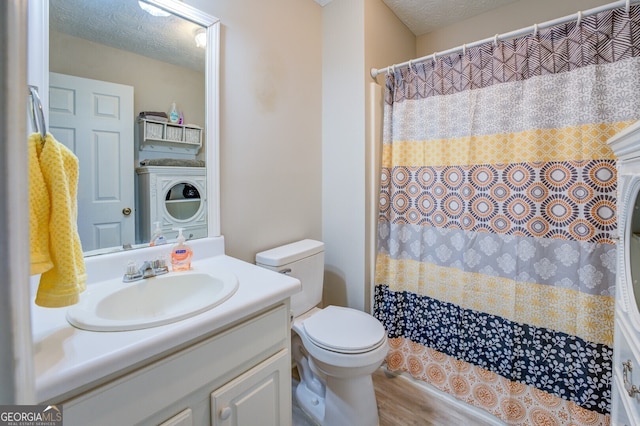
166 184 202 220
48 0 208 256
630 185 640 311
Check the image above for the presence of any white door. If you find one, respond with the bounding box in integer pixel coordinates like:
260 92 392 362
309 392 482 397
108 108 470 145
49 73 134 252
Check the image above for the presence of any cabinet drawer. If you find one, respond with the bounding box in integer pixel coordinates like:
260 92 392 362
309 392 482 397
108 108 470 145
60 304 289 425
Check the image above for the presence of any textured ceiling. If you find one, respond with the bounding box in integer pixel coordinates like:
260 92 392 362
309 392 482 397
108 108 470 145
53 0 524 66
50 0 205 71
382 0 521 36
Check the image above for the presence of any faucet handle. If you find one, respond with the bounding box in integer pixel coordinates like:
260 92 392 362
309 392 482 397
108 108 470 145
123 260 143 282
126 260 138 275
153 257 169 275
123 258 168 283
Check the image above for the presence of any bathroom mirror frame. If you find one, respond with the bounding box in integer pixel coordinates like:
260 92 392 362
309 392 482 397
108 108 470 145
27 0 221 255
620 174 640 329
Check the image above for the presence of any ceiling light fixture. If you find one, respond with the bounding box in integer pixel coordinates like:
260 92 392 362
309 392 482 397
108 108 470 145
195 28 207 48
138 1 171 17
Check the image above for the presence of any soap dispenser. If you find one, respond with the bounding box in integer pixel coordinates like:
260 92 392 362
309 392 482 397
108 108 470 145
171 228 193 271
149 221 167 246
169 101 179 124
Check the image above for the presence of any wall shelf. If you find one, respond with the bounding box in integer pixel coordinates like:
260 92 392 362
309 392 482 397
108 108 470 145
137 118 203 155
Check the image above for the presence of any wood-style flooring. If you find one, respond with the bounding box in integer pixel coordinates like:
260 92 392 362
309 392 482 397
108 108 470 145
372 369 495 426
293 367 497 426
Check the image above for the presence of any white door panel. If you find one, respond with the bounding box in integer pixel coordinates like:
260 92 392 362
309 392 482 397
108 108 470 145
49 73 134 252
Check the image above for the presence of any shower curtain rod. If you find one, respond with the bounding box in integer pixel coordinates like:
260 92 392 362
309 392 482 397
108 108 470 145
370 0 639 79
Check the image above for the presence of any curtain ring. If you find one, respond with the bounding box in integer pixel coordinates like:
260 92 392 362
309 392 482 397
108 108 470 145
408 59 413 71
493 34 499 47
462 43 467 56
533 23 538 37
432 52 437 64
626 0 631 14
576 11 582 26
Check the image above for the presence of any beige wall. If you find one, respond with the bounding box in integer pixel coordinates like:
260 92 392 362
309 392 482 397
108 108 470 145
417 0 613 56
322 0 366 310
322 0 414 311
49 31 205 128
365 0 416 77
180 0 412 310
363 0 415 311
187 0 323 263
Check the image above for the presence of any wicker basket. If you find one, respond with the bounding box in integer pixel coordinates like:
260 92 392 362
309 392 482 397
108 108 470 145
184 128 202 145
146 121 164 140
165 125 183 141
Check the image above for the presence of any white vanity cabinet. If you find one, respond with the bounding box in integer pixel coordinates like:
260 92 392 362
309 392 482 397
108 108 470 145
55 303 292 426
609 123 640 426
136 166 207 243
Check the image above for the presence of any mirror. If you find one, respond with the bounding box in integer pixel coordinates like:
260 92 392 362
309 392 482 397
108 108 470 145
47 0 219 256
628 179 640 313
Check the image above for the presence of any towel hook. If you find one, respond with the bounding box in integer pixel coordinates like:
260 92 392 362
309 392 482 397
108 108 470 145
28 86 47 139
576 11 583 26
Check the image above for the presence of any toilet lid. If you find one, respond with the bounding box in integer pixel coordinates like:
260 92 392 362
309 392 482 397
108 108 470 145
302 306 386 354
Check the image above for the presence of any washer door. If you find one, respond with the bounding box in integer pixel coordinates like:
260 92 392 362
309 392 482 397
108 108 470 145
164 182 203 221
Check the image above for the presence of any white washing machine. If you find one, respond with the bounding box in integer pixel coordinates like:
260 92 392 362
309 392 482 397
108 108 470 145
136 166 207 244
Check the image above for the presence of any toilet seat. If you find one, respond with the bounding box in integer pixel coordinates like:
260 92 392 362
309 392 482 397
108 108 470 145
302 306 386 354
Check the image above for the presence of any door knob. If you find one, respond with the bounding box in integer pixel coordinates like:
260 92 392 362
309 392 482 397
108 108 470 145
219 406 231 420
122 207 132 216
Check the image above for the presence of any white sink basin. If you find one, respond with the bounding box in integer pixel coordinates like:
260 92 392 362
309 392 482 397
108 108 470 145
66 271 239 331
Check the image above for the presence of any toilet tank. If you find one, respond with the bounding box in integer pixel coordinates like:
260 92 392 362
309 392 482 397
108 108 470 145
255 239 324 317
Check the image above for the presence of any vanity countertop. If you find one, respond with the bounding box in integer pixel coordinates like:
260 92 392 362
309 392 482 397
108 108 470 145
30 238 300 403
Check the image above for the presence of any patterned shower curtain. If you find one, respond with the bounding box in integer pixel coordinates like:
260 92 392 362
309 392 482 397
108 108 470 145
374 6 640 425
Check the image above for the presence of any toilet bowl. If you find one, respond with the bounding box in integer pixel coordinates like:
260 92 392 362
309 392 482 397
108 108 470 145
255 240 389 426
292 306 388 426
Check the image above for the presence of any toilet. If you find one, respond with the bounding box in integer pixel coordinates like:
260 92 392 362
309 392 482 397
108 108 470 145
256 239 388 426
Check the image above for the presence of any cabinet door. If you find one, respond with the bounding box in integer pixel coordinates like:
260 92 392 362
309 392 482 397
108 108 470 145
211 349 291 426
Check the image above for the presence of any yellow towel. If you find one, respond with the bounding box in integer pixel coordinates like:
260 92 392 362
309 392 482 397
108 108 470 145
29 133 53 274
29 133 86 307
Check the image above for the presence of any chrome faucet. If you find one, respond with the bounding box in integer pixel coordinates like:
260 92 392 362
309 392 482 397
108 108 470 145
123 258 169 282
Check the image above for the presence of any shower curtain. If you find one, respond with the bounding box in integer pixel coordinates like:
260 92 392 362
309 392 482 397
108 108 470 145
374 6 640 425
